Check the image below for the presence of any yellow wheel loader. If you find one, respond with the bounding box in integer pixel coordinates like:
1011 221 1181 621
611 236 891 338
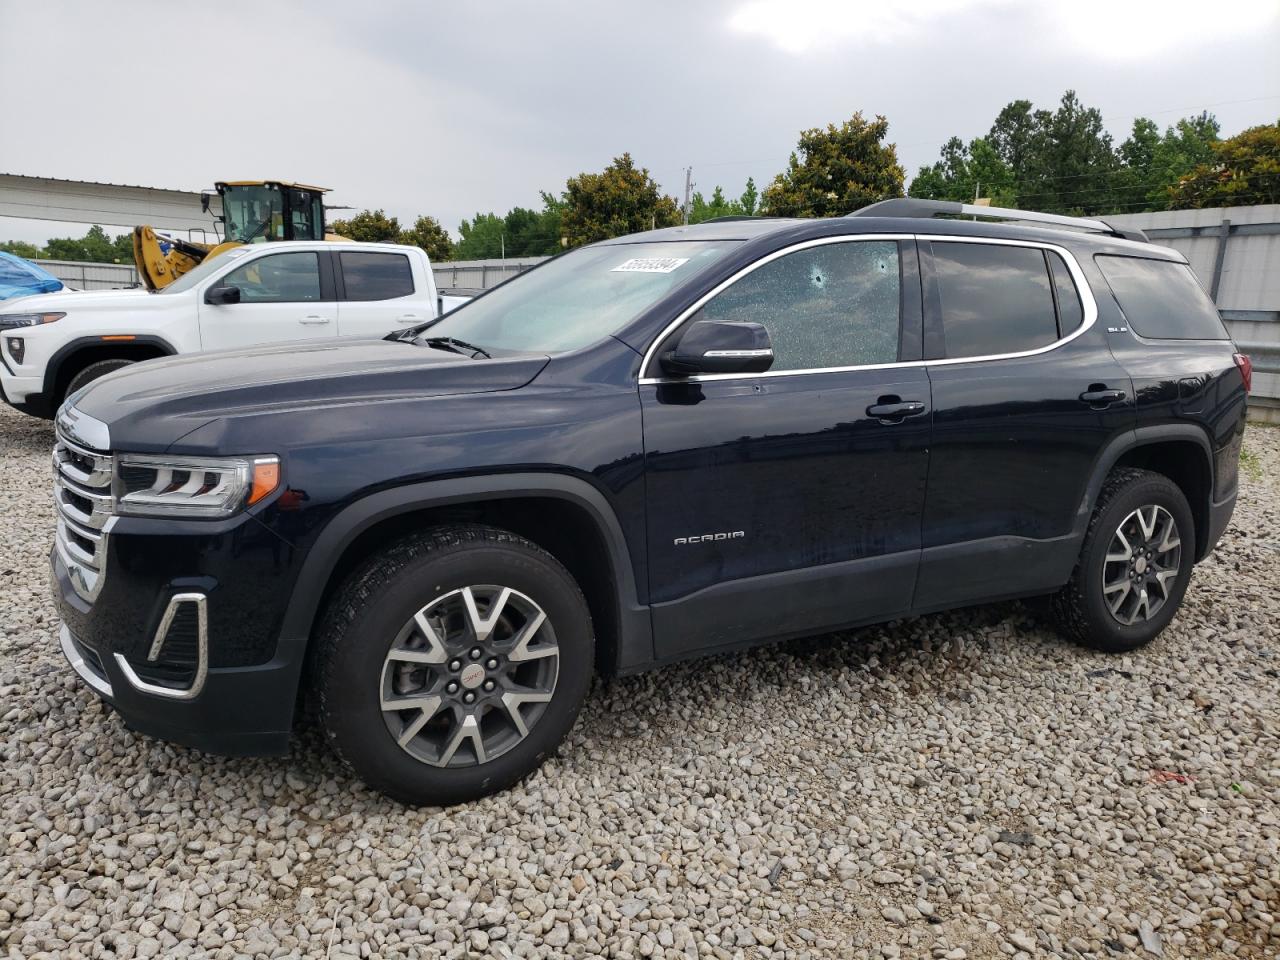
132 180 335 290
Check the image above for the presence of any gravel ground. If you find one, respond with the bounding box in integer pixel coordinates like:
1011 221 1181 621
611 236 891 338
1 401 1277 960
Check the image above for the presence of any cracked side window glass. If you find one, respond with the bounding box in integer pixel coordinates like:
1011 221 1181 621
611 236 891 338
692 241 900 371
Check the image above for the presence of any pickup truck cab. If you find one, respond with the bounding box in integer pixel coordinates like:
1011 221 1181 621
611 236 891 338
0 241 467 418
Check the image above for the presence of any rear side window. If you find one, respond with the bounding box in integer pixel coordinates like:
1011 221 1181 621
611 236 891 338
932 242 1058 358
1096 255 1228 340
340 252 415 301
1048 252 1083 336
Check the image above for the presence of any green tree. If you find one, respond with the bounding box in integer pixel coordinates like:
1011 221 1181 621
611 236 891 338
688 186 735 223
1114 113 1220 211
330 209 401 242
908 136 1015 205
560 153 681 247
686 177 762 223
1147 114 1221 208
43 225 133 263
760 112 905 217
988 100 1037 177
1171 121 1280 209
397 214 453 261
455 212 506 259
112 232 134 263
0 240 46 260
1015 91 1119 214
453 195 565 260
502 200 563 256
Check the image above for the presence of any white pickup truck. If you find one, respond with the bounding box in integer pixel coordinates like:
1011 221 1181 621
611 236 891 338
0 241 469 418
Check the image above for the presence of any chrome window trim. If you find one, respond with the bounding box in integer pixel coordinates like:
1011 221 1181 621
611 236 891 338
637 233 1098 384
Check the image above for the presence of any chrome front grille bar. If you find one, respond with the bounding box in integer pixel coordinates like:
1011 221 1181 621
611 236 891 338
52 422 114 602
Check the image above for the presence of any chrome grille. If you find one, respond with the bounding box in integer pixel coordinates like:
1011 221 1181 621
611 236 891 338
53 426 115 601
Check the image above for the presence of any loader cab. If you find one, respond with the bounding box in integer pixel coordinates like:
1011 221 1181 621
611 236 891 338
212 181 327 245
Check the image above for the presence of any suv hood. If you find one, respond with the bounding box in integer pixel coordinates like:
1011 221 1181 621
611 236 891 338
70 339 550 451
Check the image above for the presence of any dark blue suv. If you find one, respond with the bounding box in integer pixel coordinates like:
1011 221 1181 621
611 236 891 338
50 200 1250 804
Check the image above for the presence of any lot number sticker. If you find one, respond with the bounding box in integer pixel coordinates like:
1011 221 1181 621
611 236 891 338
611 257 689 273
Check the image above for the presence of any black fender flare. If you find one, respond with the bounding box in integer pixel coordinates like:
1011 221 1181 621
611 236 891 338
1073 422 1215 546
277 473 653 673
43 334 177 400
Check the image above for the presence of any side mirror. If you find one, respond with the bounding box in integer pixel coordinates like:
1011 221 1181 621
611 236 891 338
205 284 241 305
660 320 774 376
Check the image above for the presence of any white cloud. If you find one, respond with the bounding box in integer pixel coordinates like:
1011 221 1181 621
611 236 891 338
727 0 1279 58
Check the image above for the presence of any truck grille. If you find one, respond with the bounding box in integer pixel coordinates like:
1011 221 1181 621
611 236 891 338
53 426 114 601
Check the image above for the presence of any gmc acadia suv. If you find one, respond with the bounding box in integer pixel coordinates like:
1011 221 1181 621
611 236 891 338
50 200 1249 805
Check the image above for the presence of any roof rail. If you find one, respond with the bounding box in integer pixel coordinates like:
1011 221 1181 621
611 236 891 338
848 198 1147 242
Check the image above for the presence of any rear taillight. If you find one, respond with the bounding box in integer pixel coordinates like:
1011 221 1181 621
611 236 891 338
1233 353 1252 393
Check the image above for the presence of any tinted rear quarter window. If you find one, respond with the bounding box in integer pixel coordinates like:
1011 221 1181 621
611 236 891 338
932 242 1058 358
1095 255 1227 340
341 252 415 301
1048 252 1083 336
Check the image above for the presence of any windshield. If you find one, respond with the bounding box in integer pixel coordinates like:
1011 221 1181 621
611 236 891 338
222 184 286 243
422 240 743 353
157 246 251 295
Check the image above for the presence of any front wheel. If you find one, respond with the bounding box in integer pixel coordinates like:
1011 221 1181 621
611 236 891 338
1052 467 1195 653
63 358 135 407
315 525 593 806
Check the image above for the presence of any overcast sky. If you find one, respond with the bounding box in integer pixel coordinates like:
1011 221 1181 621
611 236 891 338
1 0 1277 244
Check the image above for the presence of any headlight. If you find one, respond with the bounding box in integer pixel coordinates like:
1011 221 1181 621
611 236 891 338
115 453 281 518
0 311 65 329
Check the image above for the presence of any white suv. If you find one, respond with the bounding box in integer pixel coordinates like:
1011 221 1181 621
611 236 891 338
0 241 467 418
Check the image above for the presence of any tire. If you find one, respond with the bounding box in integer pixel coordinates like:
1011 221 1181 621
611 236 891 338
1051 467 1195 653
63 358 135 405
315 524 593 806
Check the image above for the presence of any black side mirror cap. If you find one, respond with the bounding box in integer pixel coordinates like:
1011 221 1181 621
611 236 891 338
660 319 774 376
205 285 241 305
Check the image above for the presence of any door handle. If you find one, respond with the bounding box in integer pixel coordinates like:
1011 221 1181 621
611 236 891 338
298 315 332 325
1078 387 1126 408
866 400 927 423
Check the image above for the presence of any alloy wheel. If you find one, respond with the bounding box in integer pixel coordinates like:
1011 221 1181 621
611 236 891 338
378 585 559 767
1101 504 1182 626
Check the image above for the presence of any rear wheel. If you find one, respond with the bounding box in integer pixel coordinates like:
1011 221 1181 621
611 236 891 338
315 525 593 805
1052 468 1194 652
63 358 134 406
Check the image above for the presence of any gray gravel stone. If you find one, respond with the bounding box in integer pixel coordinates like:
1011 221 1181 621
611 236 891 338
1 405 1278 957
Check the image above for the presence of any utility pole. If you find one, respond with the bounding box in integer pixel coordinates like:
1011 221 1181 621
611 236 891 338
682 166 693 225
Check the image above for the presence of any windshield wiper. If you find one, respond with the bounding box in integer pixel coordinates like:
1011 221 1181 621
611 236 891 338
417 335 491 359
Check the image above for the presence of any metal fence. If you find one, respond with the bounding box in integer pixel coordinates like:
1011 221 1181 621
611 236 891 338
431 257 548 294
1107 205 1280 420
40 259 140 290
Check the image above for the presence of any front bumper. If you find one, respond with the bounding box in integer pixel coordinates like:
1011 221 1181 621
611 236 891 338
52 533 308 757
0 368 52 417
